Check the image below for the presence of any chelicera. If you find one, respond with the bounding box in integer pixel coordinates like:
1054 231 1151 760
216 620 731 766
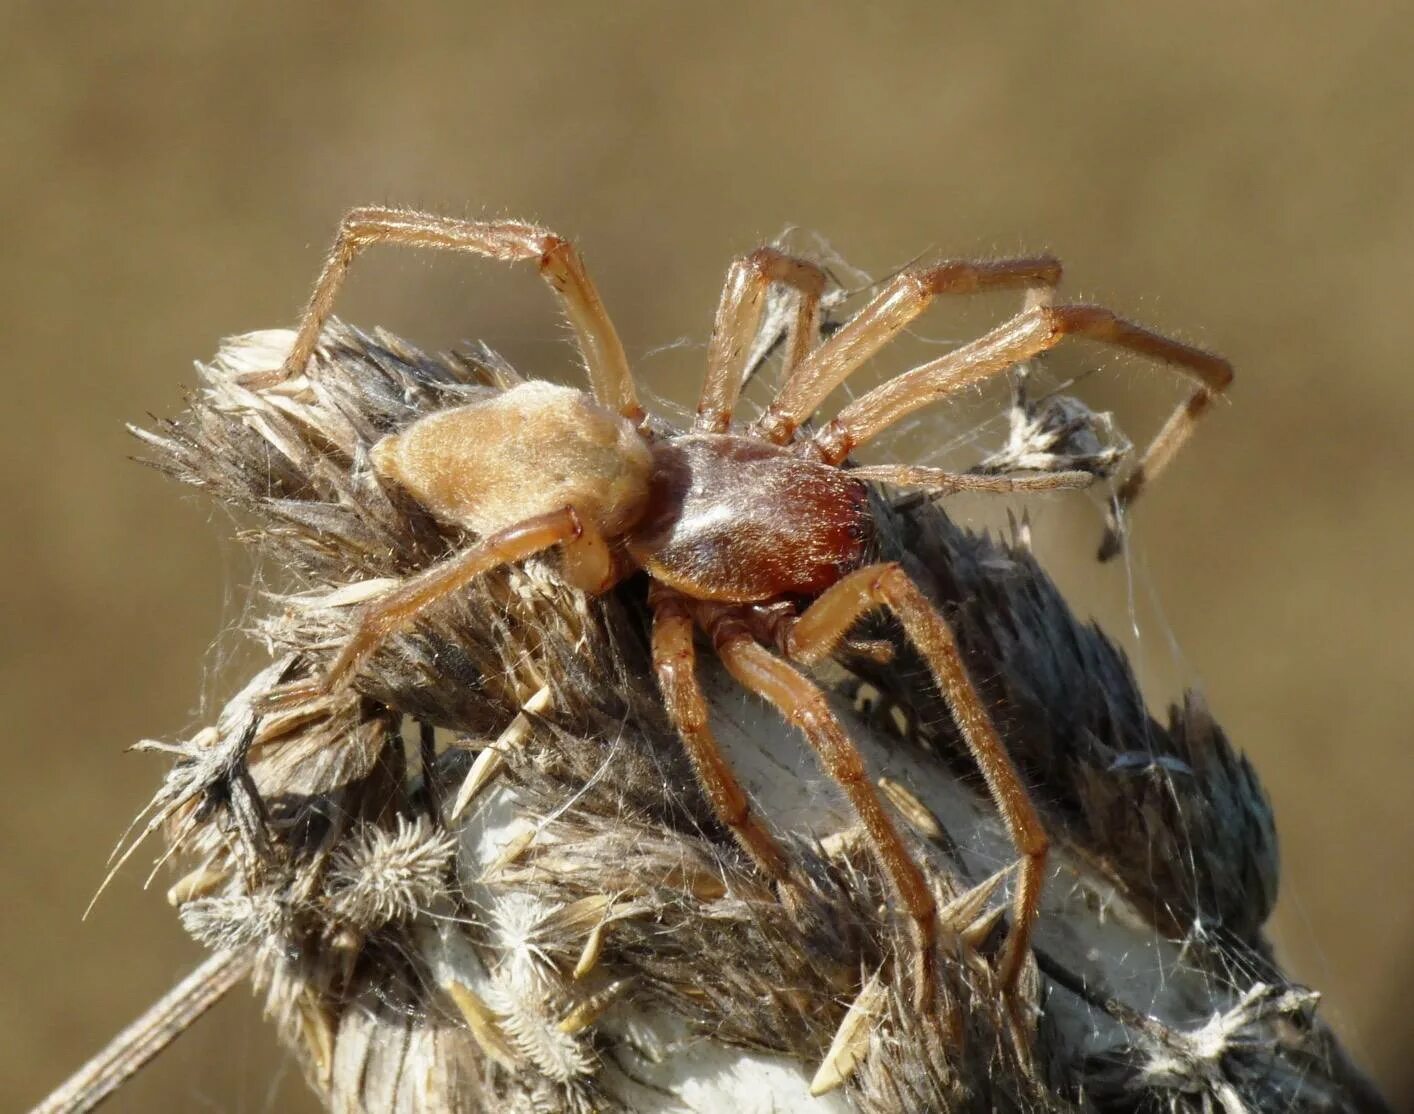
272 207 1232 1001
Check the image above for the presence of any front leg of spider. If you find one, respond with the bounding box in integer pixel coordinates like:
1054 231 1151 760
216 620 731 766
316 507 587 696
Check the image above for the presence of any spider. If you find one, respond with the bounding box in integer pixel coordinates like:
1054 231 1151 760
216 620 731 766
271 207 1232 1002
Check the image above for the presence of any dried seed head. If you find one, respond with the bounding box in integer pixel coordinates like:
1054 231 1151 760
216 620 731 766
488 892 563 994
325 816 457 931
977 365 1131 478
85 322 1369 1114
179 891 286 951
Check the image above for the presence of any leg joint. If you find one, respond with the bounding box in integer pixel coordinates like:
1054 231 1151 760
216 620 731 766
755 405 798 445
1018 824 1049 861
1044 303 1115 340
811 418 852 464
654 661 705 730
719 795 751 829
536 235 578 291
870 561 906 591
868 561 910 605
742 246 780 278
537 233 572 268
339 206 386 238
919 261 976 295
902 267 938 300
744 247 828 296
793 703 867 783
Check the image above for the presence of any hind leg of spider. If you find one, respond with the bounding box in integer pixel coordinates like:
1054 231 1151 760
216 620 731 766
753 255 1064 444
811 304 1233 559
696 247 831 433
649 588 793 885
784 563 1048 994
263 207 641 420
286 507 586 703
706 614 939 1006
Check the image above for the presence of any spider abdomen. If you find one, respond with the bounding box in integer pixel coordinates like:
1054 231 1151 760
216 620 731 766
370 380 653 538
627 434 873 602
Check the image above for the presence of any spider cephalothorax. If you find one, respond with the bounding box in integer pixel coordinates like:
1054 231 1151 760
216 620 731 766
270 208 1233 1002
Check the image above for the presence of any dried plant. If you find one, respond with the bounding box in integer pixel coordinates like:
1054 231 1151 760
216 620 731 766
37 320 1389 1114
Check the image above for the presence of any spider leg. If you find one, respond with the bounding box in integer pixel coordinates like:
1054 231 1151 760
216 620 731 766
704 610 939 1004
696 247 830 433
753 256 1063 444
267 207 642 421
313 507 584 696
649 587 792 883
808 304 1232 558
558 515 618 594
784 562 1047 994
847 464 1093 495
1095 387 1217 560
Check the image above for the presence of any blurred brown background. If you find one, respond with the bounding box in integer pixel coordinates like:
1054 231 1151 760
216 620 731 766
5 3 1411 1110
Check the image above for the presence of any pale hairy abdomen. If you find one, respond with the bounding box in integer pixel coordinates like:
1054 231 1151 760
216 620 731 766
370 380 653 537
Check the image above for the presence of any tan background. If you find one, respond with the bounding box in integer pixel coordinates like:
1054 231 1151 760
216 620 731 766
5 3 1411 1109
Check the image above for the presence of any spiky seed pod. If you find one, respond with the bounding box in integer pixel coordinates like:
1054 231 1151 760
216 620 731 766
324 816 458 932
